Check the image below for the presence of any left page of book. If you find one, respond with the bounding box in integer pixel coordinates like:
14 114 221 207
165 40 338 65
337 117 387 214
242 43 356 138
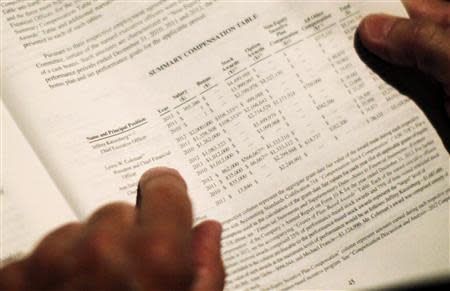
0 102 77 265
1 0 285 217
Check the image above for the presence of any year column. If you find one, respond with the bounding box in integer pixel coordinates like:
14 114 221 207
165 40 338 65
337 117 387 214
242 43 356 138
158 89 228 206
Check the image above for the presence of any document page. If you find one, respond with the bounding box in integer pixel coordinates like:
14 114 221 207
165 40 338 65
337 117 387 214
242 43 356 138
0 103 77 265
1 1 448 289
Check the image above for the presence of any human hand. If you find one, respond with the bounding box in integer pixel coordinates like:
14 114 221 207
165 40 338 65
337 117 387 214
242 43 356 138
357 0 450 117
0 167 225 291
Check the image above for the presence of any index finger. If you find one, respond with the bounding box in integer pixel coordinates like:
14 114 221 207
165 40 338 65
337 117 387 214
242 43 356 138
137 167 193 238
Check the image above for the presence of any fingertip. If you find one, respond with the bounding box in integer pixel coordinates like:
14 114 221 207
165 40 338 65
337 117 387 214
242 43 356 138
137 167 188 208
139 167 186 190
136 167 193 235
137 167 186 208
202 220 223 241
193 220 222 253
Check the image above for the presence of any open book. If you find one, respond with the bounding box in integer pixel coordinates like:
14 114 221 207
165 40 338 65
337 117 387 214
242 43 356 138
1 1 449 289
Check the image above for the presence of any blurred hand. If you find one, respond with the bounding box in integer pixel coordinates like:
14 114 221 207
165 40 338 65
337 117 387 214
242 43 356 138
357 0 450 117
0 167 225 291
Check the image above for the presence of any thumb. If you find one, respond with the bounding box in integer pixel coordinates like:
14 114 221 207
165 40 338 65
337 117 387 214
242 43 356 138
357 14 450 96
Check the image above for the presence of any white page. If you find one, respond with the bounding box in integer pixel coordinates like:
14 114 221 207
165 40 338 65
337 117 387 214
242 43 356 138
0 103 77 265
1 1 448 289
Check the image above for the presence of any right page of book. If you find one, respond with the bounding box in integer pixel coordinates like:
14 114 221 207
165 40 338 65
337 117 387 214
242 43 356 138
1 1 448 289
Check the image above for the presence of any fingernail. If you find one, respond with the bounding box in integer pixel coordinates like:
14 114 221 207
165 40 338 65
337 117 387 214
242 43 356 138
140 167 184 184
136 167 186 207
362 14 397 42
145 166 181 177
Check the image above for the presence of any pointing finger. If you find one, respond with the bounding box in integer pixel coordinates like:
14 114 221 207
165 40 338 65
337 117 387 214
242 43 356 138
135 167 194 289
137 167 193 239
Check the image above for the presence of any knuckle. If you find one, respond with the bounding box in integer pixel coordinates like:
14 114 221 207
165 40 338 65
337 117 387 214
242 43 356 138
30 241 62 270
30 222 81 270
80 229 113 265
88 202 134 225
139 235 180 264
52 222 83 237
136 235 193 279
0 261 27 290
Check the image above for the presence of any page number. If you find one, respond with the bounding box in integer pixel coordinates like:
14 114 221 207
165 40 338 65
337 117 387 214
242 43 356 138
348 278 356 285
